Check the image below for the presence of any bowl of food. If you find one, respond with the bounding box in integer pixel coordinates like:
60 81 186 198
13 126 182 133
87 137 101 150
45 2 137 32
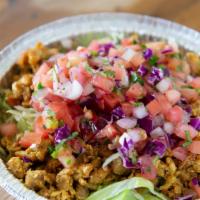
0 13 200 200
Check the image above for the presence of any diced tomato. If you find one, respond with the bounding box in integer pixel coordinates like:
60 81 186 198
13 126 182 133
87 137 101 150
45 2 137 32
96 124 119 139
42 73 53 88
121 38 132 46
130 53 145 68
19 132 43 148
57 55 68 69
48 101 74 129
108 48 122 57
175 124 198 139
139 155 157 180
103 93 122 109
167 58 182 71
166 106 184 124
67 51 86 66
126 83 146 100
33 62 51 89
88 41 100 51
34 116 49 135
121 102 133 116
165 89 181 105
188 141 200 154
68 103 83 117
156 94 172 115
172 147 188 161
69 65 92 86
146 99 161 116
0 123 17 137
190 77 200 89
92 75 115 93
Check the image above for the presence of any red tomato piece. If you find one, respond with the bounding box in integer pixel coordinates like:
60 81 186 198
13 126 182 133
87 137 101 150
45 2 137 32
175 124 198 139
103 93 122 109
172 147 188 161
19 132 43 148
190 77 200 89
126 83 146 100
146 99 161 117
165 105 184 124
188 141 200 154
92 75 115 93
0 123 17 137
121 102 133 116
156 94 172 115
48 101 74 129
165 89 181 105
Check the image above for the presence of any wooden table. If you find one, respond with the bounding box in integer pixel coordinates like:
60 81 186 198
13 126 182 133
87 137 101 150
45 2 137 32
0 0 200 199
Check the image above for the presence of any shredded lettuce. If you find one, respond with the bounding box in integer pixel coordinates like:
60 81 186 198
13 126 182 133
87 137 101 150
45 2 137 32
87 177 168 200
7 106 37 132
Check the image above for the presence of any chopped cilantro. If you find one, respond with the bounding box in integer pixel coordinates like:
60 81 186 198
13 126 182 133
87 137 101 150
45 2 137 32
47 109 55 117
130 72 144 85
170 52 183 59
90 50 98 57
102 70 115 78
47 145 54 154
182 130 192 148
51 132 79 158
37 82 44 90
132 40 138 45
65 158 72 165
148 55 159 66
85 64 93 74
134 102 143 107
131 150 138 164
141 44 147 49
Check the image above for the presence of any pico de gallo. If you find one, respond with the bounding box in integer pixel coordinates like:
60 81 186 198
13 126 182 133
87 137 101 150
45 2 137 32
0 34 200 200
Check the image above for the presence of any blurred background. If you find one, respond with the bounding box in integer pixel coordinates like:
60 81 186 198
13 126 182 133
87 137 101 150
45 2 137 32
0 0 200 49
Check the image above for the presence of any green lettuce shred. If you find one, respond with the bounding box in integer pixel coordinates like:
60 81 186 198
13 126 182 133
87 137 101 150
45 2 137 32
7 106 37 132
87 177 168 200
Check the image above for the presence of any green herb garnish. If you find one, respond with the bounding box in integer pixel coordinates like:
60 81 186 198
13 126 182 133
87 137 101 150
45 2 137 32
134 102 143 107
148 55 159 66
85 64 94 74
176 65 183 72
170 52 183 59
102 70 115 78
130 72 144 85
90 50 98 57
132 40 138 45
182 130 192 148
37 82 44 90
141 44 147 49
51 131 79 158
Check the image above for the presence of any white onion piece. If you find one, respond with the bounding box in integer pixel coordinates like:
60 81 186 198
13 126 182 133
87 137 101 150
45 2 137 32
122 48 136 61
186 75 194 83
153 114 164 127
65 80 83 100
116 118 137 129
119 132 132 146
182 111 190 124
120 68 129 87
163 122 174 134
156 78 171 93
32 88 49 101
133 104 148 119
102 153 120 169
127 129 143 143
150 127 165 138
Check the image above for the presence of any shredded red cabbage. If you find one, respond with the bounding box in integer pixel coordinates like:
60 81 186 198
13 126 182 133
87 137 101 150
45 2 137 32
137 65 148 76
145 140 166 157
112 106 125 120
141 94 155 105
98 43 114 55
137 116 153 134
54 124 70 144
143 48 153 60
189 117 200 131
161 48 173 54
192 177 200 186
22 156 32 163
118 138 135 168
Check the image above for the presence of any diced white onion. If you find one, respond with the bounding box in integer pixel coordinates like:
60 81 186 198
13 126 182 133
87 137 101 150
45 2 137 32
186 75 194 82
122 48 136 61
102 153 120 169
156 78 171 93
133 104 148 119
150 127 165 138
116 118 137 129
127 129 143 143
66 80 83 100
120 68 129 87
163 122 174 134
182 111 190 124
